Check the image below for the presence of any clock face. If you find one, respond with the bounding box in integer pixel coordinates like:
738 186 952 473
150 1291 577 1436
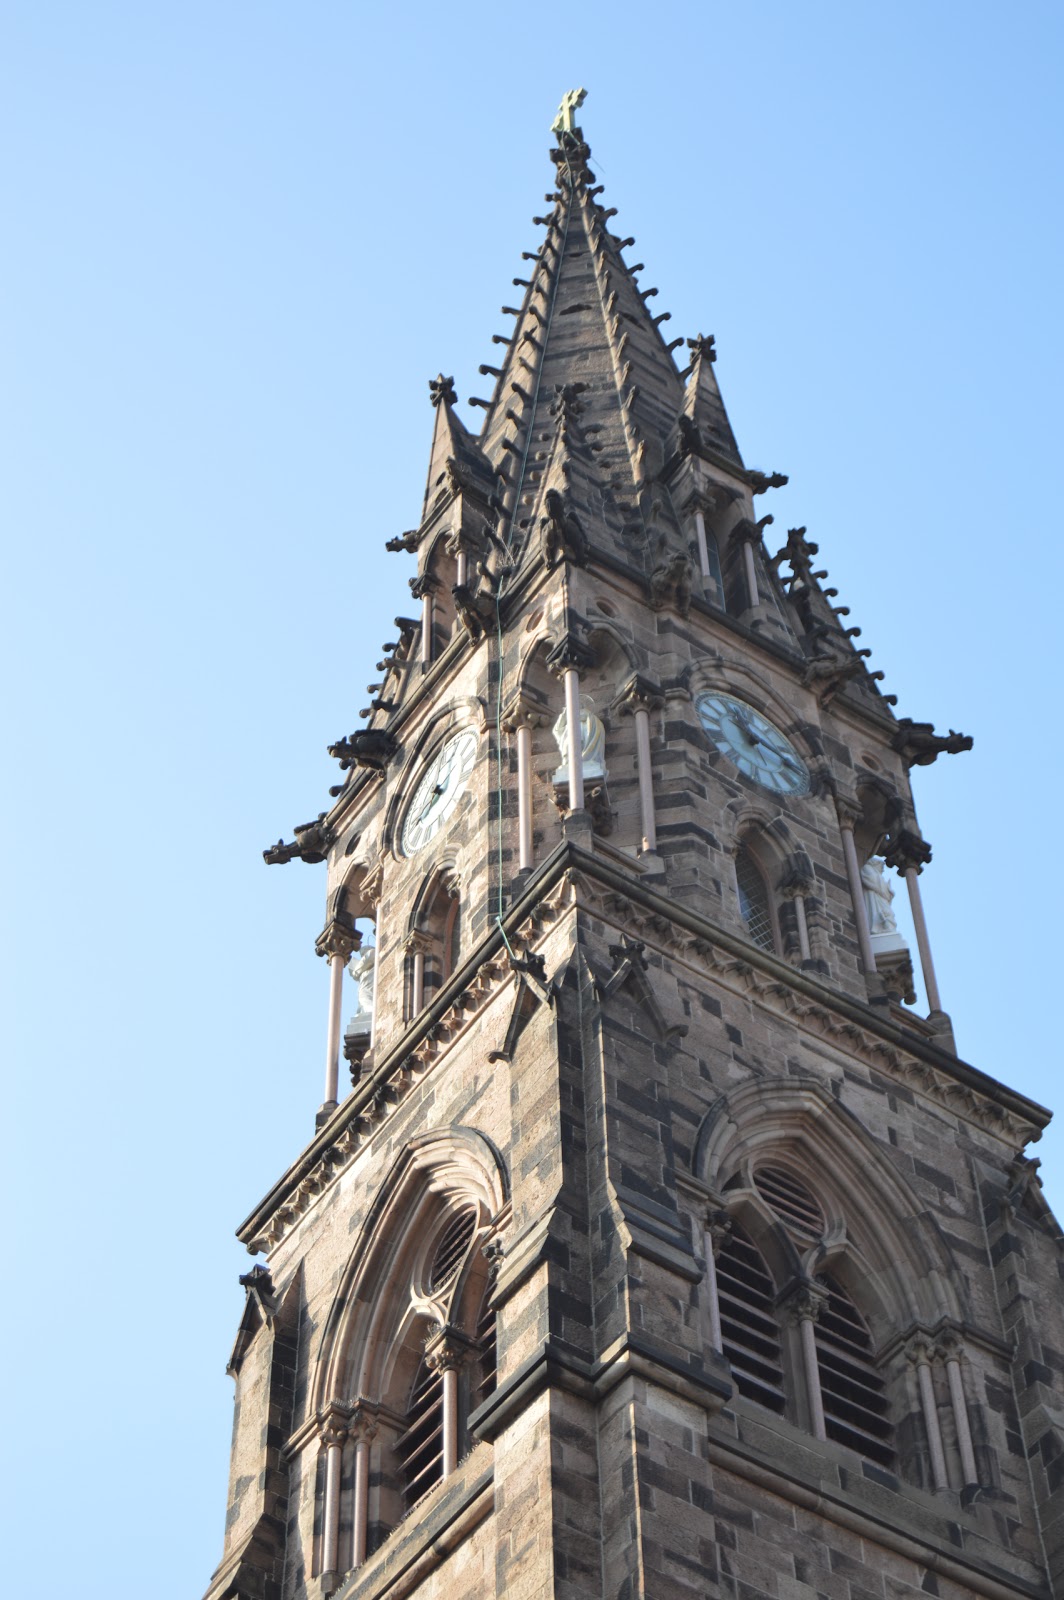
695 693 810 795
401 730 478 855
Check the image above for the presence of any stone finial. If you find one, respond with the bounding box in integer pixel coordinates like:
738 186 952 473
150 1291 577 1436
429 374 458 409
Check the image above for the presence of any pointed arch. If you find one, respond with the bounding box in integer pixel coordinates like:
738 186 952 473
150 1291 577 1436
313 1127 508 1413
694 1076 966 1335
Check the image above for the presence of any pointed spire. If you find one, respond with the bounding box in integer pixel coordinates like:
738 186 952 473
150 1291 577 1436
474 99 687 557
679 334 742 465
420 373 494 520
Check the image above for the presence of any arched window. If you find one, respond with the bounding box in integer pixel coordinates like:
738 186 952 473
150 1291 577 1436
406 868 463 1018
735 845 777 953
707 1162 896 1472
310 1132 505 1581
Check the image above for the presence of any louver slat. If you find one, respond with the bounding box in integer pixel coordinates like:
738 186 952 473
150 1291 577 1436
815 1275 894 1466
717 1225 786 1414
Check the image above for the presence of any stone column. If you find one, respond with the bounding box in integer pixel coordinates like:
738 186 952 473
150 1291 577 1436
410 573 439 668
403 930 431 1016
425 1330 471 1481
940 1335 979 1486
348 1402 379 1570
836 803 878 981
617 675 664 855
789 1285 827 1440
502 697 544 873
315 920 359 1115
884 830 943 1014
779 860 816 964
692 505 712 584
908 1335 949 1490
319 1410 349 1587
546 634 595 815
702 1207 733 1353
732 518 761 610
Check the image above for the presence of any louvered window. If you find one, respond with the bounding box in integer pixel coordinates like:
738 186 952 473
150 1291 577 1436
815 1274 894 1467
754 1166 825 1244
716 1223 786 1414
396 1354 444 1510
736 848 775 952
429 1209 476 1291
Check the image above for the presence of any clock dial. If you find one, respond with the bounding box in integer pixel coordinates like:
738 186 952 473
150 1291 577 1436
695 693 810 795
401 731 478 855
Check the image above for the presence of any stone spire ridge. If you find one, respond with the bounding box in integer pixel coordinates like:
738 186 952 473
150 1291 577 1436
471 109 685 556
678 333 742 466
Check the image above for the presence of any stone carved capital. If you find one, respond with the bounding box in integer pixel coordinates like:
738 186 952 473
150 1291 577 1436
315 918 361 962
409 572 442 600
545 633 596 675
402 929 433 957
347 1398 381 1443
883 829 932 876
423 1325 477 1374
834 796 863 831
704 1207 734 1259
905 1333 936 1369
615 673 664 715
500 693 547 733
785 1281 828 1327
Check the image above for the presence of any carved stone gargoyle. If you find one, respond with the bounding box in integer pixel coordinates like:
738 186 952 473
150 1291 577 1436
327 729 398 774
263 814 334 866
891 719 974 768
649 552 693 616
801 652 865 705
452 582 497 641
540 488 589 568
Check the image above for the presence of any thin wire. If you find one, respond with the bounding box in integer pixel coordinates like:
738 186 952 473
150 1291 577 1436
492 139 579 925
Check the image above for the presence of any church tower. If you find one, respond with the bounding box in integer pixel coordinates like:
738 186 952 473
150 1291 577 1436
204 97 1064 1600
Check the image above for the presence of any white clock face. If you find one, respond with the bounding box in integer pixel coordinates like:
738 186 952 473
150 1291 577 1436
695 693 810 795
401 731 478 855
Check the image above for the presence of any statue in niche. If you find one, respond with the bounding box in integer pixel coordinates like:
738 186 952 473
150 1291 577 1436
861 858 907 951
552 695 607 784
347 944 376 1036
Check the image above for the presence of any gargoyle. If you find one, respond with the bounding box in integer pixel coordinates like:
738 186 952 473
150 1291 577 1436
263 814 334 866
748 469 789 495
327 729 398 774
540 488 590 568
649 552 693 616
385 528 419 553
452 582 497 641
891 719 974 768
802 653 865 705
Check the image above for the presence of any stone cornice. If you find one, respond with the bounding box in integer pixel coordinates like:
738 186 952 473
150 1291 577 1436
237 843 1047 1257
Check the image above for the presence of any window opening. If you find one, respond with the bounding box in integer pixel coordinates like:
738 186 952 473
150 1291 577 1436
815 1274 894 1466
396 1353 444 1510
754 1166 825 1244
736 847 775 952
716 1223 786 1414
428 1210 476 1292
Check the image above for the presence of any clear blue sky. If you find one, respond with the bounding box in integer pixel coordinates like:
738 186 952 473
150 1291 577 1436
3 5 1061 1594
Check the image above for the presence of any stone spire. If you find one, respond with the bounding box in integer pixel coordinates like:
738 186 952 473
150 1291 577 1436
678 333 742 466
473 111 690 560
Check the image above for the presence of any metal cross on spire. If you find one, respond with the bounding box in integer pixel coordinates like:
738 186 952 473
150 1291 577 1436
551 88 587 136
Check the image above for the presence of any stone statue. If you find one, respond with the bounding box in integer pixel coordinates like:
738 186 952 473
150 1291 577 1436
552 695 607 785
861 858 904 946
347 945 376 1036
